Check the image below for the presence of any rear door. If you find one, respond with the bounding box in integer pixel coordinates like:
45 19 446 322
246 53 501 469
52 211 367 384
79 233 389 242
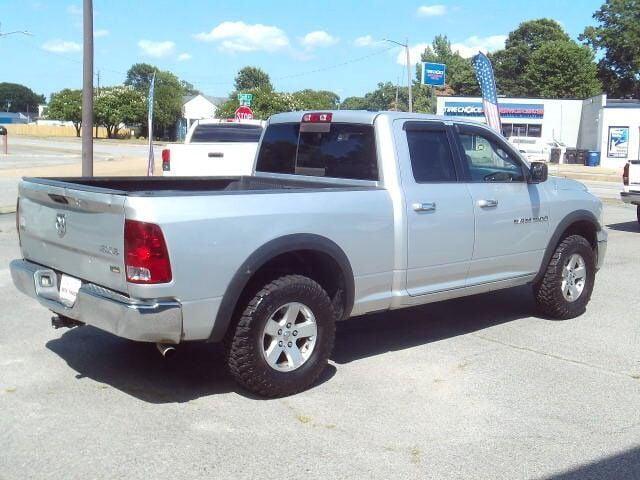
453 124 549 285
395 120 475 296
18 180 128 293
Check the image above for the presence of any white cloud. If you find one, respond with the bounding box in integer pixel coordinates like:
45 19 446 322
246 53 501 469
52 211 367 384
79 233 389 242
178 53 192 61
42 39 81 53
138 39 176 58
301 30 338 49
396 43 431 66
67 4 81 15
194 21 289 53
417 4 447 17
354 35 376 47
450 35 506 58
396 35 506 66
94 29 109 38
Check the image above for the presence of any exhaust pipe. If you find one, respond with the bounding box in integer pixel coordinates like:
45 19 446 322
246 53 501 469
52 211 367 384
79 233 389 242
156 343 176 359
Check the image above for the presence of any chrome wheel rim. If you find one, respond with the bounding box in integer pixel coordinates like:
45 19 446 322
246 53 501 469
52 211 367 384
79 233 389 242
261 302 317 372
561 253 587 302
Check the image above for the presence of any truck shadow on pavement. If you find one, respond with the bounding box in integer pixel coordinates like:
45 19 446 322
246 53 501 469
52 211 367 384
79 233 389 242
46 284 536 403
606 221 640 233
332 284 535 364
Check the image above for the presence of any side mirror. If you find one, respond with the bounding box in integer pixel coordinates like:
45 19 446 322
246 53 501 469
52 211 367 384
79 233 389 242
529 162 548 183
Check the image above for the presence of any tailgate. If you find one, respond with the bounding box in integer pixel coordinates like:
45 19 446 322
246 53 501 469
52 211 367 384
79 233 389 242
169 143 257 176
18 179 128 293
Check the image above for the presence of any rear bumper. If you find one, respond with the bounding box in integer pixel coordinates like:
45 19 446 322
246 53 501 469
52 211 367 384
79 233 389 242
10 259 183 343
621 191 640 205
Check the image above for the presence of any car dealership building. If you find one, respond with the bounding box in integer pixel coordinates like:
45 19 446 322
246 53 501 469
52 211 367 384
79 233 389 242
436 94 640 169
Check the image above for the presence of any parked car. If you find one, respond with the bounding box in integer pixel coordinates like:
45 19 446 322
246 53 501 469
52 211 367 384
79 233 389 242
508 136 566 163
162 119 265 176
11 111 607 397
621 160 640 223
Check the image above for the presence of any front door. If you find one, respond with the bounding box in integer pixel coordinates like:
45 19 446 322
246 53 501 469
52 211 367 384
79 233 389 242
454 124 549 285
395 120 475 296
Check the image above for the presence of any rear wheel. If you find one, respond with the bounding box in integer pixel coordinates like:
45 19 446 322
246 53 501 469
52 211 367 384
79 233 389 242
534 235 596 319
226 275 335 397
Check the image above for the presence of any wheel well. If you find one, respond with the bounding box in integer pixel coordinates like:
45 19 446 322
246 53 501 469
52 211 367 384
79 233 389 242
561 220 598 250
235 249 349 322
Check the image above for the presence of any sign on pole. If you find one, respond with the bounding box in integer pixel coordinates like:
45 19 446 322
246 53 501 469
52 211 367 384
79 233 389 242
146 72 156 176
235 105 254 120
237 93 253 106
421 62 446 87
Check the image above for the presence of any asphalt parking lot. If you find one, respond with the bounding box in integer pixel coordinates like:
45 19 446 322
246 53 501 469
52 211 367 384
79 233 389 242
1 202 639 480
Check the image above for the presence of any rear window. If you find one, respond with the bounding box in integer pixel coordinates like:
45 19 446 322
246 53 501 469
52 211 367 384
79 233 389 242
190 123 263 143
255 122 378 181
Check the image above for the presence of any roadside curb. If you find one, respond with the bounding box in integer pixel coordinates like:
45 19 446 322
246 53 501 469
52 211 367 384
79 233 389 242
0 205 16 215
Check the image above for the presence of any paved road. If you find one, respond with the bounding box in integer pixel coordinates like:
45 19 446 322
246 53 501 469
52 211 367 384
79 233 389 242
1 202 639 479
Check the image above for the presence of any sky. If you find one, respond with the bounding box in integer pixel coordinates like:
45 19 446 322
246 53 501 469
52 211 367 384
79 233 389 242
1 0 603 101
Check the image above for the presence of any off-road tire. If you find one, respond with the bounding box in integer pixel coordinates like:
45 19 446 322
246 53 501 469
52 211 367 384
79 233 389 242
226 275 335 397
534 235 596 319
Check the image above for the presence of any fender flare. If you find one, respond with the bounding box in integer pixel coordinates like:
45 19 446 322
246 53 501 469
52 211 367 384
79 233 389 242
533 209 600 284
208 233 354 342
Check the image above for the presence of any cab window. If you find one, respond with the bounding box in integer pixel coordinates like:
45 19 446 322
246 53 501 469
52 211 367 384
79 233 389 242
457 128 526 182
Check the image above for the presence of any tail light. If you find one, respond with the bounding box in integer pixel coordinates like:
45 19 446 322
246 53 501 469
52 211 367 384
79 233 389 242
623 162 629 186
162 149 170 171
302 112 332 123
124 219 172 284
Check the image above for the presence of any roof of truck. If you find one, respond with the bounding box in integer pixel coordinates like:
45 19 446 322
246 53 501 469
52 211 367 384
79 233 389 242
268 110 486 125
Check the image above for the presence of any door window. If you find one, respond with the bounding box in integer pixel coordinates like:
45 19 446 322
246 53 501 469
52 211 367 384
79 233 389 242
458 129 526 182
406 127 457 183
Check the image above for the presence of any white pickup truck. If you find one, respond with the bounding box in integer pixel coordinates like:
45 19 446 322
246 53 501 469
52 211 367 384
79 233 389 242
162 119 265 176
621 160 640 223
11 111 607 397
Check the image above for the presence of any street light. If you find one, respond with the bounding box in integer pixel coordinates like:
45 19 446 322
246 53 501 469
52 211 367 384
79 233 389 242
0 23 32 38
384 38 412 113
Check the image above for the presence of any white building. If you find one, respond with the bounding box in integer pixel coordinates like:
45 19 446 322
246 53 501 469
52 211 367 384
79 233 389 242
182 94 226 128
436 94 640 169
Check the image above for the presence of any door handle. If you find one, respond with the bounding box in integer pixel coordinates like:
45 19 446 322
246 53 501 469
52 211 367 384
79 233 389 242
208 152 224 158
477 199 498 208
412 202 437 212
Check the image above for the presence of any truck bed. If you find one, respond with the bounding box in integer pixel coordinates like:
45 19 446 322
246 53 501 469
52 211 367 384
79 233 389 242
22 176 377 196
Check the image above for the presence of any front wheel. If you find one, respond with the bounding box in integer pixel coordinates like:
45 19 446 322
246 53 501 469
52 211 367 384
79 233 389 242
534 235 596 319
226 275 336 397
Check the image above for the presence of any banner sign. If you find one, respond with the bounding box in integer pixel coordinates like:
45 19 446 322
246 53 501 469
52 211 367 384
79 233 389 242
472 52 501 132
607 126 629 158
443 102 545 119
421 62 446 87
146 72 156 176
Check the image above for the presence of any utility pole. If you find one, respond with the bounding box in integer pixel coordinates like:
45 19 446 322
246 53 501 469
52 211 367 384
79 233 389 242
81 0 94 176
94 70 100 139
384 38 413 112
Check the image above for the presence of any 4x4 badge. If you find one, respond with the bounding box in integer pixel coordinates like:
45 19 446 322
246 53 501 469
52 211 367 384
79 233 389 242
55 213 66 237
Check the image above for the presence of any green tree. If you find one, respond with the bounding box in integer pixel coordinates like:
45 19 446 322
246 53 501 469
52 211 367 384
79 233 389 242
341 82 410 111
0 82 45 114
525 40 602 98
492 19 570 96
125 63 185 139
47 89 83 136
180 80 200 96
419 35 479 96
216 86 298 120
95 86 145 138
340 96 370 110
580 0 640 98
234 66 272 92
291 89 340 110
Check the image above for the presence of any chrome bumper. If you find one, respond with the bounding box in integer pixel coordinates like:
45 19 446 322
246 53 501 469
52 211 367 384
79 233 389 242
620 191 640 205
596 229 607 271
10 259 182 343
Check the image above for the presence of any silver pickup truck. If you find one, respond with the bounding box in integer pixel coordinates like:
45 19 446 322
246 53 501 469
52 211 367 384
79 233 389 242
11 111 607 397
